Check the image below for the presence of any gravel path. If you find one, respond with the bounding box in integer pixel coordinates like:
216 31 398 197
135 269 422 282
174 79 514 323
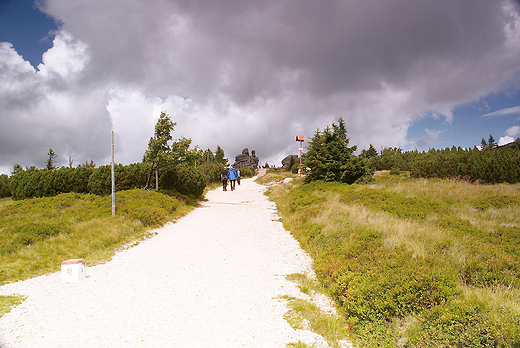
0 173 335 347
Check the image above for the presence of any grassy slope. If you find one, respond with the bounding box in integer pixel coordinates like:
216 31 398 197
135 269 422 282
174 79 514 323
0 190 192 317
266 170 520 348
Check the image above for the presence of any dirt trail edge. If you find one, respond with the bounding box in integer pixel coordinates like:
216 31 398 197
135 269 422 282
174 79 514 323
0 175 346 348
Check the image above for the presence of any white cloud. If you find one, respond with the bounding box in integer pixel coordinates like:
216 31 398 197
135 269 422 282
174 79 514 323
499 135 515 145
483 105 520 117
37 32 89 79
506 125 520 136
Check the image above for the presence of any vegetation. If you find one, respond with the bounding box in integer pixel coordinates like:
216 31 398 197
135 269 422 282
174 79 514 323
2 112 234 201
0 295 24 317
0 190 192 288
0 174 10 198
282 273 351 348
266 170 520 347
304 118 373 184
367 145 520 184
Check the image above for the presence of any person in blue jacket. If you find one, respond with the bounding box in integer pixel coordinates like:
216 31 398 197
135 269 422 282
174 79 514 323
227 166 237 191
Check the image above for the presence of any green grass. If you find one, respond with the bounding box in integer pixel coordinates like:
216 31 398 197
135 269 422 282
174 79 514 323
255 169 299 185
267 171 520 347
282 273 351 348
0 189 192 317
0 295 25 317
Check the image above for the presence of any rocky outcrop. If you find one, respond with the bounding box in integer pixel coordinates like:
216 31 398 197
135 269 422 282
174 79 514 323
233 148 259 169
281 155 299 169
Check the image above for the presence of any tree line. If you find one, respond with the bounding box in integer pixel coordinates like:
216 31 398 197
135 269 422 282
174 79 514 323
2 115 519 200
0 112 236 200
300 118 520 185
367 144 520 184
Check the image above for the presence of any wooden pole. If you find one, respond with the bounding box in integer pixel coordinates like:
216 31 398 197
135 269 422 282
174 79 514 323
111 131 115 216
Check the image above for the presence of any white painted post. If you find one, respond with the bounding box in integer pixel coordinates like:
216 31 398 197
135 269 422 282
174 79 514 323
111 131 115 216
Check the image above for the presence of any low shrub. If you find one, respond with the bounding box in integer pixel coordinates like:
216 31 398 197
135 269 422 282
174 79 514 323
115 189 181 227
0 175 10 198
405 293 520 347
197 163 223 183
291 162 300 174
159 165 206 197
238 167 255 178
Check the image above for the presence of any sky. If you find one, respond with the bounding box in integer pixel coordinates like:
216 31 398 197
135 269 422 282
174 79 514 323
1 0 520 174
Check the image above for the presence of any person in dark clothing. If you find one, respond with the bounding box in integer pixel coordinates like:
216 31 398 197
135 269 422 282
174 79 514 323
221 167 228 191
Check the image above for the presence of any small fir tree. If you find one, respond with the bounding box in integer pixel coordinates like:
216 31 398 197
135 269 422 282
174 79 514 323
46 148 58 170
304 117 372 184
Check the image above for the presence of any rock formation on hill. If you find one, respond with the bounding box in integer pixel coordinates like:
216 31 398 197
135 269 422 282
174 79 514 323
281 155 299 169
233 148 259 169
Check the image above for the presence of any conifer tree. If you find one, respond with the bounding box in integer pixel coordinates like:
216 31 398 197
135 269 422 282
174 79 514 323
46 148 58 170
304 117 372 184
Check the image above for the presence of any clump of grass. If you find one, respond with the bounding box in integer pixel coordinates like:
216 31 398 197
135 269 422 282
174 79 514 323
0 295 25 318
0 197 14 210
282 295 351 348
287 341 314 348
282 273 352 348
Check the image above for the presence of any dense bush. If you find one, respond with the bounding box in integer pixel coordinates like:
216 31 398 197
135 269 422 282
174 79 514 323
197 163 224 183
87 163 148 196
11 167 45 200
71 165 94 193
10 163 148 200
0 175 10 198
405 294 520 347
114 189 182 227
238 167 255 178
368 148 420 172
291 162 300 174
159 165 206 197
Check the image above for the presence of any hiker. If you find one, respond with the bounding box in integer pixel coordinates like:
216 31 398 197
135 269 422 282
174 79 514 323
236 168 241 185
227 166 237 191
221 167 228 191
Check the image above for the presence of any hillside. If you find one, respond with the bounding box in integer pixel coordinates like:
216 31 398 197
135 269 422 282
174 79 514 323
267 170 520 347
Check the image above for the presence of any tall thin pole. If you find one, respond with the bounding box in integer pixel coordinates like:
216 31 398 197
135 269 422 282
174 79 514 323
111 131 115 216
299 141 303 177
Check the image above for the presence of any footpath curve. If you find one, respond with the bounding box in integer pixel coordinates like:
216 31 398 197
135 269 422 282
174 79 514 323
0 174 332 347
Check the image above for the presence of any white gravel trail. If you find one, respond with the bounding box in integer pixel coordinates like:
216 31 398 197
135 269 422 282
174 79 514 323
0 174 331 347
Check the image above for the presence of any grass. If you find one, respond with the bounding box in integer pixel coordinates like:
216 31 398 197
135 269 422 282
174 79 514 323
0 295 25 317
282 273 351 348
0 189 193 317
255 169 298 185
264 170 520 347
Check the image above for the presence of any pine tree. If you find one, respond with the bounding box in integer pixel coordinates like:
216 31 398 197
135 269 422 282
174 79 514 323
46 148 58 170
214 145 227 165
304 118 372 184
